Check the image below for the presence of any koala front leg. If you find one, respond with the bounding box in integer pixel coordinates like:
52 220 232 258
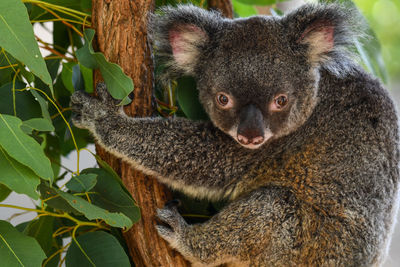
157 187 299 266
70 84 254 200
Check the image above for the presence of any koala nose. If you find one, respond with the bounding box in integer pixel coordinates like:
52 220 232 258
237 131 264 145
237 104 265 146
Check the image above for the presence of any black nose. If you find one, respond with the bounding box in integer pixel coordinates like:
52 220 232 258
237 104 265 145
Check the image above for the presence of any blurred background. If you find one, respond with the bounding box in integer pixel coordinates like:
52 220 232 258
1 0 399 266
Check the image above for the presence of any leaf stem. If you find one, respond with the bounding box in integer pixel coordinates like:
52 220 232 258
26 87 81 175
12 69 20 117
71 225 96 266
42 241 71 267
0 64 18 70
22 0 91 18
0 203 108 229
37 4 83 37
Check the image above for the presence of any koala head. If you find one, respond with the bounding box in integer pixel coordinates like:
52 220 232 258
151 4 360 149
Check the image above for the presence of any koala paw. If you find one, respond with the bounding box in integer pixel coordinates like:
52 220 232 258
70 83 119 130
156 200 187 248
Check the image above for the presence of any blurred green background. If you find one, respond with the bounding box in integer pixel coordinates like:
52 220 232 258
353 0 400 86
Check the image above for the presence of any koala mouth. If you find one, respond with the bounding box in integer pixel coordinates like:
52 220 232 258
228 127 273 150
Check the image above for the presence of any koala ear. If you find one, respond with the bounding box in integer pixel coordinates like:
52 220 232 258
168 24 208 72
297 20 335 64
283 4 362 67
149 5 222 77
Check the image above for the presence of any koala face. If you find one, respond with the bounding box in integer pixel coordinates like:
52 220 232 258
197 62 319 149
196 18 319 148
151 5 355 149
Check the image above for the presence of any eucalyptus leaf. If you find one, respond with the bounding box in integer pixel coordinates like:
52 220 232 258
23 216 55 254
39 183 81 215
79 63 93 93
94 155 132 197
17 62 35 84
66 173 98 192
0 0 53 94
30 90 52 122
73 63 85 91
54 188 132 228
21 118 54 134
0 146 40 199
0 183 11 202
0 114 53 182
0 81 42 121
0 220 46 267
82 168 140 224
176 76 208 121
76 29 133 102
66 231 130 267
61 62 77 94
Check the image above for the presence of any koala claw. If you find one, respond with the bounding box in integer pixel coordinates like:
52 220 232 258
156 225 178 245
156 204 187 240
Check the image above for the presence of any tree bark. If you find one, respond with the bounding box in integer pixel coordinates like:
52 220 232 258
91 0 189 266
91 0 232 266
208 0 233 18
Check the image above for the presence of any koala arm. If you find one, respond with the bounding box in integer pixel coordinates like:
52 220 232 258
156 187 299 266
70 84 250 200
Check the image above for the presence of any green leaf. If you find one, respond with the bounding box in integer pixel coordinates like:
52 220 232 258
176 76 208 121
0 114 53 182
61 62 77 94
0 0 53 94
54 188 132 228
0 183 11 202
76 29 133 102
41 182 133 228
0 81 43 121
66 174 98 192
0 146 40 199
53 22 70 51
235 0 275 6
39 183 81 215
23 216 55 255
79 63 93 93
94 155 132 197
21 118 54 134
17 62 35 84
232 0 258 17
66 231 130 267
15 221 30 233
30 90 52 122
82 168 140 224
0 220 46 267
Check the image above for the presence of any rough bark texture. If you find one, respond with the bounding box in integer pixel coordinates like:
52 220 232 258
91 0 232 266
208 0 233 18
92 0 189 266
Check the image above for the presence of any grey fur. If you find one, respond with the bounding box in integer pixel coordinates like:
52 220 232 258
71 3 400 266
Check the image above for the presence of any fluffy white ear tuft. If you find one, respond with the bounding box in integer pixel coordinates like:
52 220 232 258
298 21 335 65
168 24 208 73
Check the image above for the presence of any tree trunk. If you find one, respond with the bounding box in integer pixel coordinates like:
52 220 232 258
91 0 232 266
208 0 233 18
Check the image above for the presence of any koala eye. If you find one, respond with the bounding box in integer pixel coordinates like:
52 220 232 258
216 92 233 109
271 94 289 111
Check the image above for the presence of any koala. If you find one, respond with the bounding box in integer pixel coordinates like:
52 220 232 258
71 3 400 267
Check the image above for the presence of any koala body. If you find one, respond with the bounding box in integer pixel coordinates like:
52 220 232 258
71 3 400 266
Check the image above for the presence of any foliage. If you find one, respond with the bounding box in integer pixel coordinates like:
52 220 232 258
0 0 386 266
0 0 138 265
353 0 400 83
